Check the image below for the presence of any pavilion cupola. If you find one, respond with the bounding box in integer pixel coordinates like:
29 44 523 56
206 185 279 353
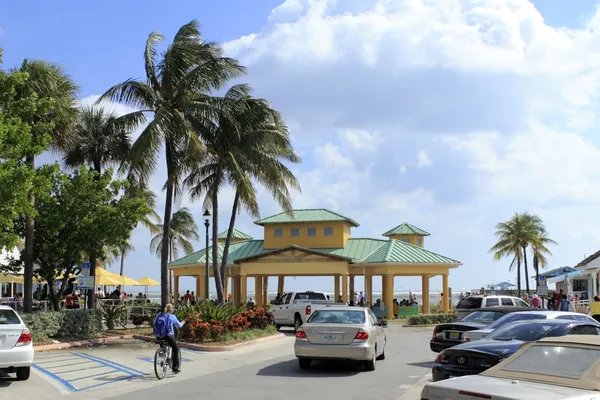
381 223 430 248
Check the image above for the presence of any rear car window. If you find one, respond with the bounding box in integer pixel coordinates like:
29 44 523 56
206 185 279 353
501 297 514 306
0 309 21 324
485 298 499 306
568 325 600 335
308 310 365 324
456 297 483 309
513 298 530 307
295 292 327 300
502 345 600 379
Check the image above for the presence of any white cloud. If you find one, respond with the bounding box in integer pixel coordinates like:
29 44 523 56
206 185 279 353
416 149 432 168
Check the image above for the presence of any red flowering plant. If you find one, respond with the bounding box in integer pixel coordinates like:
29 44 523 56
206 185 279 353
246 308 274 329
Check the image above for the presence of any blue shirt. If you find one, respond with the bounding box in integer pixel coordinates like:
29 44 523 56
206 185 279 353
154 313 183 336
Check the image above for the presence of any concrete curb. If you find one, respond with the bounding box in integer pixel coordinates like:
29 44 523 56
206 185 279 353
133 332 286 352
402 324 438 328
34 334 135 352
397 373 432 399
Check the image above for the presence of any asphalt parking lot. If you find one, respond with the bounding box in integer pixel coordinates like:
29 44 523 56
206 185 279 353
2 325 435 400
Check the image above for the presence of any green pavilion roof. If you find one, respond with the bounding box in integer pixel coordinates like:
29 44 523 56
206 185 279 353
217 229 253 240
254 209 360 227
382 222 431 237
362 239 459 264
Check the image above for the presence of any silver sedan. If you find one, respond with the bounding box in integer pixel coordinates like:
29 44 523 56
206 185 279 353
294 306 387 371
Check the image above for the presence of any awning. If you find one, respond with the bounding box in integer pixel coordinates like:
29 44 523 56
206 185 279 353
546 270 587 284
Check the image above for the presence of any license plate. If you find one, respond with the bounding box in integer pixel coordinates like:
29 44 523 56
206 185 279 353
448 332 461 340
322 334 340 342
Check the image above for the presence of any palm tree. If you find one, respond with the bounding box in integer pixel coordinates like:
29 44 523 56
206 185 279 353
150 208 199 295
98 20 245 307
14 60 79 312
531 228 557 287
186 88 300 302
517 213 545 293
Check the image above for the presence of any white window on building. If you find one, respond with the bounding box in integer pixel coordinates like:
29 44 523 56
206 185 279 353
291 227 300 237
400 238 410 243
324 227 334 237
307 227 317 237
274 228 283 238
416 238 422 247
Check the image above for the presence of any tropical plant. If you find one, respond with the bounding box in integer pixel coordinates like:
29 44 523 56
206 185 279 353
13 60 79 312
531 228 557 286
489 212 556 295
100 304 128 330
98 20 245 307
150 207 199 293
186 87 300 302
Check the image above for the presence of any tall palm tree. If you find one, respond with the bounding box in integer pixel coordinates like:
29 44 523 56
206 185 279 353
517 213 545 293
186 88 300 302
98 20 245 307
150 208 199 294
531 228 557 286
15 60 79 312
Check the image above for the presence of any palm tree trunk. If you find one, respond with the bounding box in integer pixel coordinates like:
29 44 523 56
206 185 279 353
118 248 126 291
523 246 530 294
169 239 173 296
87 250 98 308
159 159 175 309
220 190 240 292
24 156 35 313
516 257 522 297
533 253 539 287
211 182 224 303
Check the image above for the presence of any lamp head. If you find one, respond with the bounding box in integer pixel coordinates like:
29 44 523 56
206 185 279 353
203 209 211 225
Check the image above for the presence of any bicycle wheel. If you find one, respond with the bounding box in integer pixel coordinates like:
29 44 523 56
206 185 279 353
154 347 167 380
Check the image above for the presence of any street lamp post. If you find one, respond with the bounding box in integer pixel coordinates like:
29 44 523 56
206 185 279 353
203 209 211 301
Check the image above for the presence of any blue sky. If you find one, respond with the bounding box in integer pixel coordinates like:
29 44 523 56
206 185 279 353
2 0 600 296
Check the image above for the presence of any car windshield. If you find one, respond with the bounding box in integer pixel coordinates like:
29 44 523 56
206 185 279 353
0 309 20 324
487 313 547 330
308 310 365 324
487 322 559 341
460 311 502 324
456 297 483 309
501 345 600 379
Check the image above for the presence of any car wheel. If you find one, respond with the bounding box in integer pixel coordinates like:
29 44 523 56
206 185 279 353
16 367 30 381
364 348 376 371
275 324 282 331
294 315 303 332
377 349 386 360
298 358 312 370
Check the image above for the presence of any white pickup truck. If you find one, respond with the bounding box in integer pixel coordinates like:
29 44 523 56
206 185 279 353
270 291 338 331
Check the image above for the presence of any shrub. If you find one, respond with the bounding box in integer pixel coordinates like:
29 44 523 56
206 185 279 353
408 313 455 326
21 309 103 341
100 305 128 330
244 308 274 330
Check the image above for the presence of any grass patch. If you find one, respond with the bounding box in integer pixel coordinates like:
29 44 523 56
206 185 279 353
195 326 278 346
105 327 154 336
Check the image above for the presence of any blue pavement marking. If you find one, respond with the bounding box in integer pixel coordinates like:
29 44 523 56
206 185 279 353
32 352 147 392
138 356 192 363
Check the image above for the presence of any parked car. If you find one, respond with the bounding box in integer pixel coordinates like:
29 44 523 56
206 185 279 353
454 295 530 319
271 291 337 331
294 306 387 371
431 319 600 382
422 335 600 400
463 311 600 342
0 305 33 380
430 306 532 352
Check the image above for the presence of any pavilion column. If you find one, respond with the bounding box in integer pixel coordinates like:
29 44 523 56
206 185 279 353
278 276 285 295
197 276 206 300
341 274 349 303
385 274 394 320
365 274 372 306
381 275 387 305
349 275 355 303
442 273 450 313
232 276 239 305
174 275 180 305
254 276 263 307
240 275 247 306
224 276 229 299
262 276 269 306
334 275 340 301
421 275 430 314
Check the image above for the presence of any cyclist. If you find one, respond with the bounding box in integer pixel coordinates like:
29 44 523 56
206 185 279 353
154 303 184 373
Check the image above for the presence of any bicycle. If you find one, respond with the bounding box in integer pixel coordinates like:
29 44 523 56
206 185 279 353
154 330 182 380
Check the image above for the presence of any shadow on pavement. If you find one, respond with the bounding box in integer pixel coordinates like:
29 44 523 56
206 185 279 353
0 371 15 387
406 361 434 369
258 359 361 378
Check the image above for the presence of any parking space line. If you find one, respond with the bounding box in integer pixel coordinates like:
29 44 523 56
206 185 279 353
32 364 78 392
72 352 146 375
57 365 106 374
34 357 80 365
67 370 118 382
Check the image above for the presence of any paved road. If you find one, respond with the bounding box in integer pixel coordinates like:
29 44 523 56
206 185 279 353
2 325 435 400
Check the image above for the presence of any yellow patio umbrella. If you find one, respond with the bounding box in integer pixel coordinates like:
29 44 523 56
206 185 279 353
0 273 24 284
108 274 140 286
136 277 160 286
95 273 122 286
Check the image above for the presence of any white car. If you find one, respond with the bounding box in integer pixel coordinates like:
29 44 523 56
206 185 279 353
0 305 34 380
421 335 600 400
463 310 599 342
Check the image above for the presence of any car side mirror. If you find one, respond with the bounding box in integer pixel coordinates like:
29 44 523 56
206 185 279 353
379 320 388 327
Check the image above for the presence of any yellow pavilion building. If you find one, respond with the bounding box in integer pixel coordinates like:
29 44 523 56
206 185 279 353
168 209 462 319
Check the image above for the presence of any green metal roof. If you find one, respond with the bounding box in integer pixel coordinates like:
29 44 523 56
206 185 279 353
382 223 431 237
169 237 460 266
254 209 359 227
217 229 253 240
362 239 459 264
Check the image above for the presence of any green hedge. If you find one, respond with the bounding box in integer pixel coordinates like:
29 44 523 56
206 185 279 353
408 313 455 325
21 309 103 342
